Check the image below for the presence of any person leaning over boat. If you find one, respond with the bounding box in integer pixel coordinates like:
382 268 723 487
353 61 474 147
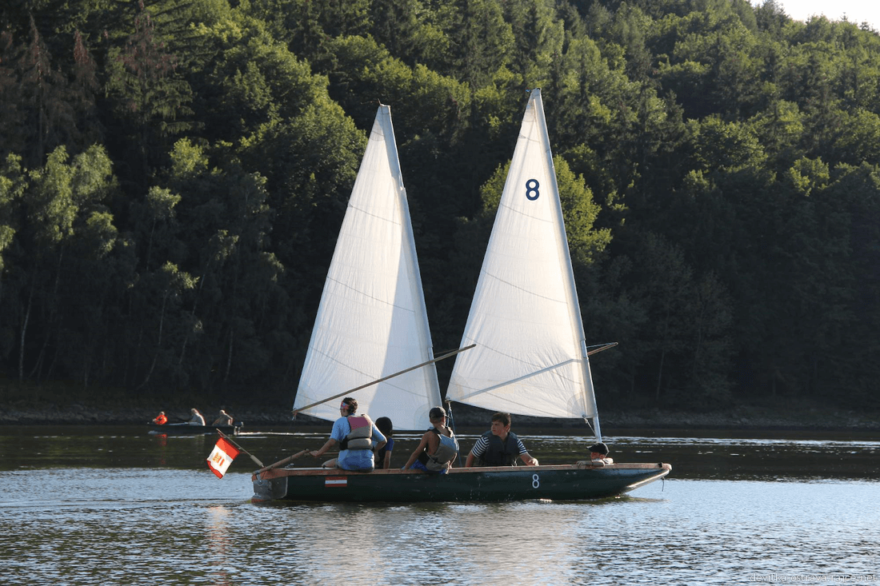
401 406 459 474
465 412 538 467
188 408 206 426
309 397 386 471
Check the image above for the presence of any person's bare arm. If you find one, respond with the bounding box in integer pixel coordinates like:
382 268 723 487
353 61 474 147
520 452 538 466
310 438 337 458
401 433 430 470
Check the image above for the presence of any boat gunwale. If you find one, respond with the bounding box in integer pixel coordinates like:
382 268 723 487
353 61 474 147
255 462 671 481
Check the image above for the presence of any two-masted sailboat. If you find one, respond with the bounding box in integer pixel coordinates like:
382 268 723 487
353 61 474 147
253 91 670 502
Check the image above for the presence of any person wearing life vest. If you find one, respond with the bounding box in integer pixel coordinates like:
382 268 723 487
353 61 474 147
401 406 459 474
465 412 539 467
309 397 386 471
151 411 168 425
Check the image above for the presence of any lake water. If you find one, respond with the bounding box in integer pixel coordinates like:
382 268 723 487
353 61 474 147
0 425 878 585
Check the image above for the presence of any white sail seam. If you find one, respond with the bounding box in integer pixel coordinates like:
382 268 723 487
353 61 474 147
481 270 567 305
325 276 419 313
496 199 554 223
347 202 403 226
458 336 582 386
452 358 579 399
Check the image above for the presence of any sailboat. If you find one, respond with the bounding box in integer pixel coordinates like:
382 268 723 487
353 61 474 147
253 93 670 502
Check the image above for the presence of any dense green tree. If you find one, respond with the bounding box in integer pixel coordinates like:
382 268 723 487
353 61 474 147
0 0 878 412
105 2 193 190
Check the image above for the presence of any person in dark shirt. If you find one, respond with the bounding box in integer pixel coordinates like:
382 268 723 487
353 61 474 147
374 417 394 469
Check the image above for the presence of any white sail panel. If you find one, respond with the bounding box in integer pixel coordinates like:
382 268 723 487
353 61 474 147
447 90 598 420
294 106 441 430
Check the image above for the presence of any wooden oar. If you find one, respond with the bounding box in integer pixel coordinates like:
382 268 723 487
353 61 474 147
586 342 618 356
217 429 264 467
257 448 313 473
292 343 476 417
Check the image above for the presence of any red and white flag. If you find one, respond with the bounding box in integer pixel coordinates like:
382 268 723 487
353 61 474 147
206 437 240 479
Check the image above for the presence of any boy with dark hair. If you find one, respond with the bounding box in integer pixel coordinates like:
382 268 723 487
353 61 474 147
465 412 538 467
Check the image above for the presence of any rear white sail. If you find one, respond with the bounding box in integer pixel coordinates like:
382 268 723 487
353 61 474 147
294 105 441 430
446 89 599 425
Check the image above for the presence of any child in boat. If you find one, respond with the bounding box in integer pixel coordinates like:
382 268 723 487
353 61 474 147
588 442 614 465
309 397 386 471
151 411 167 425
465 412 539 467
401 406 459 474
374 417 394 469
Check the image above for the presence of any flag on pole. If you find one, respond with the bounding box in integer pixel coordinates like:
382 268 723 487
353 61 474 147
206 437 240 478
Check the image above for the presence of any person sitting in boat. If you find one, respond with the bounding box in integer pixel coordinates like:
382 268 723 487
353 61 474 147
401 406 459 475
374 417 394 469
309 397 386 471
588 442 614 465
465 412 538 467
151 411 168 425
188 408 206 426
211 409 233 426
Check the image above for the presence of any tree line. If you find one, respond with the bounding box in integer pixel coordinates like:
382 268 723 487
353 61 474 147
1 0 878 410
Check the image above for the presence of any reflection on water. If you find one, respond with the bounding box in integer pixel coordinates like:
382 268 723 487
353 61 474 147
0 426 878 584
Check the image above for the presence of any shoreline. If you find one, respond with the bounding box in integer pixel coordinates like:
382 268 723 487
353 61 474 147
2 402 878 433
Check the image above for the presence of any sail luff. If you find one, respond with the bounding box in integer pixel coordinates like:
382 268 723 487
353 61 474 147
532 91 598 423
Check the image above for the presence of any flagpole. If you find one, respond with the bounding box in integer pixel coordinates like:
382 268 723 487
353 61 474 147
217 429 264 467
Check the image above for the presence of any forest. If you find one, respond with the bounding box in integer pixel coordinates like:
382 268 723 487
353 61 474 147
1 0 878 412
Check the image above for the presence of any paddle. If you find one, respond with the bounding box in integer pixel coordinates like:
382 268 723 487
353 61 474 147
291 343 476 418
216 429 264 467
256 448 320 474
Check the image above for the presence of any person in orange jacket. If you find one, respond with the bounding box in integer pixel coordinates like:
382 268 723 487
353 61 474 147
152 411 168 425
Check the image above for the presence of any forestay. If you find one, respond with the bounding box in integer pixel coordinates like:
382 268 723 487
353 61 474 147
294 105 441 430
446 90 600 425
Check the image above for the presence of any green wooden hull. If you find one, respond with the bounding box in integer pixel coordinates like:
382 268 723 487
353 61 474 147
252 463 671 503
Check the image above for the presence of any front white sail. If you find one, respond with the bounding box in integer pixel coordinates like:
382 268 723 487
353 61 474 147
446 89 599 421
294 106 441 430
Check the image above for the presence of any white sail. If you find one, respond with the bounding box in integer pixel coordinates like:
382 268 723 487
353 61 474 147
446 89 600 424
294 105 442 430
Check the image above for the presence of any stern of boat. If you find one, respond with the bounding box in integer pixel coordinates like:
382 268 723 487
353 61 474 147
251 470 288 502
